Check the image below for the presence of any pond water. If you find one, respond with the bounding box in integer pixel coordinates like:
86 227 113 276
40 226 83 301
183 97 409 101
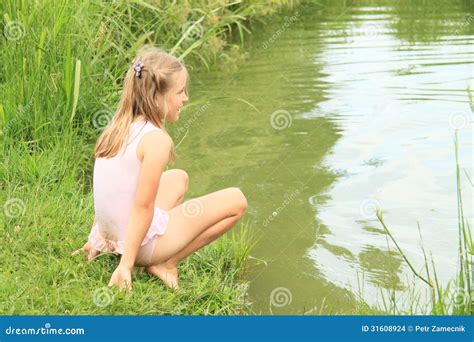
172 0 473 314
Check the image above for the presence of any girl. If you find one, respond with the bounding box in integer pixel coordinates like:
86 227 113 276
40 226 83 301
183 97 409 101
73 45 247 291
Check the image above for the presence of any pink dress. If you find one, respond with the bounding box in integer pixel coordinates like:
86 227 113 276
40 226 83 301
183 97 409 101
87 119 169 265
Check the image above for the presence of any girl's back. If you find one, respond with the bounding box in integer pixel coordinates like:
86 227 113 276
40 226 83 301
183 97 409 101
90 118 168 253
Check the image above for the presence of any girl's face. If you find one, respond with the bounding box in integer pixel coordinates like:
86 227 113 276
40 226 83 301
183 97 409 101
164 69 188 122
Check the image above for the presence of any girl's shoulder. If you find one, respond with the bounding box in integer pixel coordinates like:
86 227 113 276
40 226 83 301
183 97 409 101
130 119 163 139
131 119 172 161
136 126 172 163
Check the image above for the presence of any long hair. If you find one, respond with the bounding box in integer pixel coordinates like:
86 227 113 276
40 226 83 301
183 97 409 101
94 45 188 162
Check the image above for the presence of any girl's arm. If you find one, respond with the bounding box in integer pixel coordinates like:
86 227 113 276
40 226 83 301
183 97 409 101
108 131 172 290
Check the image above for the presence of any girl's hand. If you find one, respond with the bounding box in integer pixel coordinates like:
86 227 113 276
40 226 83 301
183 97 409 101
71 241 101 261
108 265 133 292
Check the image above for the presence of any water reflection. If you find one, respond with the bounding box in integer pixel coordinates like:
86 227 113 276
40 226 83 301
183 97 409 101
172 0 473 314
306 0 472 310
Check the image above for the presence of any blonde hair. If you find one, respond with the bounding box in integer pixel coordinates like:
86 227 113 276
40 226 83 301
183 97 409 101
94 45 188 163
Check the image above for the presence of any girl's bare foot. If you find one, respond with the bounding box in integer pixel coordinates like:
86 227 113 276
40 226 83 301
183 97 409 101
145 263 179 289
71 241 101 261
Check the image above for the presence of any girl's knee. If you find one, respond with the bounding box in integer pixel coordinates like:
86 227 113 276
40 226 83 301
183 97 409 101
176 169 188 180
227 187 247 217
180 169 189 192
171 169 189 192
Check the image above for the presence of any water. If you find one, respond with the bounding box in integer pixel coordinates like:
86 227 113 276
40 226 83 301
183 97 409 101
171 0 473 314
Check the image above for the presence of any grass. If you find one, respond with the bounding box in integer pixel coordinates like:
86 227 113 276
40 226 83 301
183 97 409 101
0 218 255 315
0 0 297 315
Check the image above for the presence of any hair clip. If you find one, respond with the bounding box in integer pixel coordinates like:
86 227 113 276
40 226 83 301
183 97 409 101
132 61 144 78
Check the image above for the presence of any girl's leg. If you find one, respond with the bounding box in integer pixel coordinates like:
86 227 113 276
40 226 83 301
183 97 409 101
165 213 240 267
155 169 189 210
155 169 240 267
145 187 247 287
136 169 187 281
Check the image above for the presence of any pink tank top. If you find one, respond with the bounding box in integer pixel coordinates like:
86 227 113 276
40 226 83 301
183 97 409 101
88 119 169 254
